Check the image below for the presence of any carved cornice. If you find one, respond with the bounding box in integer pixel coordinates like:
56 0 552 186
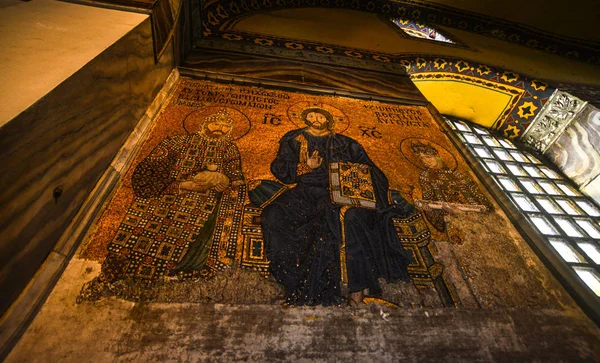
520 90 587 153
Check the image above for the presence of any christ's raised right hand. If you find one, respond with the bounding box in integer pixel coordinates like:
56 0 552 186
307 150 323 169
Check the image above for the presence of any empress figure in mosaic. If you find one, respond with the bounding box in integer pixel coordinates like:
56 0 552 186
81 110 245 299
261 107 414 306
412 141 493 232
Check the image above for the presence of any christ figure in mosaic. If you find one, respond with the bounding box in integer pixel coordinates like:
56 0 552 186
81 109 246 299
261 107 414 307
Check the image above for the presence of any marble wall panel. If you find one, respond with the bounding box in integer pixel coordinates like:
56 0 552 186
582 175 600 205
0 17 173 315
84 0 181 61
182 49 426 104
546 105 600 188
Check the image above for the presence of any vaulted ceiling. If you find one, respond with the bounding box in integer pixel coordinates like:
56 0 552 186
196 1 600 136
421 0 600 42
217 7 600 85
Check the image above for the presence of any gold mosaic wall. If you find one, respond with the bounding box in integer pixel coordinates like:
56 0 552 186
78 77 575 309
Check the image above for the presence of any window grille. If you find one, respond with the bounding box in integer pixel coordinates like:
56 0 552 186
445 117 600 297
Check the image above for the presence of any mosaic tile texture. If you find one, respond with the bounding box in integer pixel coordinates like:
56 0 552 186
77 77 573 311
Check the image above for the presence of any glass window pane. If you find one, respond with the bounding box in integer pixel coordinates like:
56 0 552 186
549 239 585 263
555 200 582 215
510 151 529 162
523 166 543 178
553 217 584 237
529 215 559 235
473 127 488 135
525 153 542 164
506 163 526 176
484 160 505 174
473 146 492 158
536 198 563 214
578 243 600 264
538 166 562 179
556 183 580 196
574 268 600 296
493 149 513 161
444 117 600 300
482 136 501 147
463 133 482 144
497 176 520 192
520 179 543 194
576 201 600 217
445 119 456 129
453 121 470 132
499 139 516 149
511 195 538 212
392 19 456 44
575 219 600 239
539 181 563 195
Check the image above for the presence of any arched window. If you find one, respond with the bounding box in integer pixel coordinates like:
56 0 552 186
391 18 455 44
445 116 600 311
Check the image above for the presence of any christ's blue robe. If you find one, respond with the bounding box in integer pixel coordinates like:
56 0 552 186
261 128 414 305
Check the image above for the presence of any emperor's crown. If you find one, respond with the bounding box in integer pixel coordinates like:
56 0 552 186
205 109 234 124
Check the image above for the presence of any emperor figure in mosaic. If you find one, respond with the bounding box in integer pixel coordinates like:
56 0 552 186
81 109 246 299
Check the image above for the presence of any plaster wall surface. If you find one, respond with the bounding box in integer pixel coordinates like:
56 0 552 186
583 174 600 205
0 0 147 125
412 80 514 129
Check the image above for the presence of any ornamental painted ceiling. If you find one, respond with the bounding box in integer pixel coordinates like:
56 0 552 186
199 0 600 64
190 0 600 138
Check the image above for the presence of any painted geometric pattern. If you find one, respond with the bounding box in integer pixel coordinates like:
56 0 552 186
202 0 600 64
197 4 576 138
404 57 555 139
199 30 557 138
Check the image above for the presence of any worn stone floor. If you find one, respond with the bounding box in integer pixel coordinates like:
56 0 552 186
6 258 600 362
